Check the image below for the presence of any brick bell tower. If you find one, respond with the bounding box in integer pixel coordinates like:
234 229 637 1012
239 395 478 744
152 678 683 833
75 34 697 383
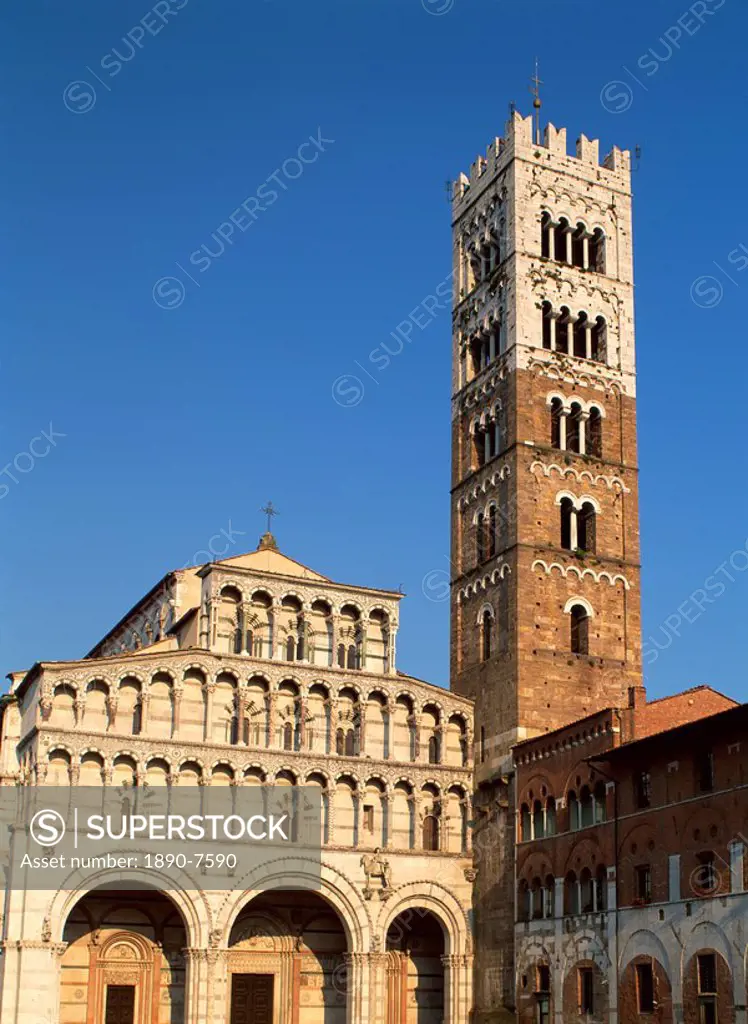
449 109 643 1018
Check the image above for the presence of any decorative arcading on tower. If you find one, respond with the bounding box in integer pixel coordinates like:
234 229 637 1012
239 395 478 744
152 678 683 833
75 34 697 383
449 109 642 1020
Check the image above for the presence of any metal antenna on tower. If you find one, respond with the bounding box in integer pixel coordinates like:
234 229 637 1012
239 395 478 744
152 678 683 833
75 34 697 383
530 58 543 145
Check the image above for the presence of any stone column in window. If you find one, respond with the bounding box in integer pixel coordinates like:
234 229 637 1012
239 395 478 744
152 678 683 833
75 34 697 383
241 603 251 653
570 507 579 551
331 613 340 665
299 695 308 750
584 321 593 360
549 311 557 351
582 233 590 270
202 682 215 742
489 326 496 362
381 793 391 848
384 700 395 759
577 411 589 455
172 684 183 739
267 690 277 747
559 407 568 450
357 702 366 756
138 692 150 735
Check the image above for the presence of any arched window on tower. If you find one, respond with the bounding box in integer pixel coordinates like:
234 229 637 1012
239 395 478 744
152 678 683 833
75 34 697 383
554 217 570 262
542 301 553 349
476 512 486 564
573 312 588 359
578 502 597 554
572 222 586 268
337 643 346 668
428 734 440 765
345 729 356 757
481 608 493 662
541 211 552 258
570 604 590 656
555 307 571 354
285 635 296 661
588 407 603 458
346 644 358 670
488 505 497 558
567 403 583 453
336 728 345 755
560 497 575 550
592 316 607 363
550 397 563 448
590 228 606 273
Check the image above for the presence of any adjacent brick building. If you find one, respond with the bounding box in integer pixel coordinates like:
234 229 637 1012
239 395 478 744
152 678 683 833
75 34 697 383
514 687 747 1024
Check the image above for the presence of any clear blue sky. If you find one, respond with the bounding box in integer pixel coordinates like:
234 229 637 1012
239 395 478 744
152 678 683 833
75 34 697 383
2 0 746 702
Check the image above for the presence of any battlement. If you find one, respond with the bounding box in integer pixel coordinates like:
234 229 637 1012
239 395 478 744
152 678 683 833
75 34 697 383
453 110 631 206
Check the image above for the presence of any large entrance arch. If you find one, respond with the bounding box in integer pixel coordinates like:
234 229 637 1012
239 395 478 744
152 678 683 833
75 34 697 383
227 890 349 1024
60 886 188 1024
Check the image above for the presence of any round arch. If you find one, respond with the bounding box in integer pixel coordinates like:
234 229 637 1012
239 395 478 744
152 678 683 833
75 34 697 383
216 857 372 954
377 882 470 956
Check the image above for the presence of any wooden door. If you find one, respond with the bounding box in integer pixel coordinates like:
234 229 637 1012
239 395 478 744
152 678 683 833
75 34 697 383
230 974 274 1024
104 985 135 1024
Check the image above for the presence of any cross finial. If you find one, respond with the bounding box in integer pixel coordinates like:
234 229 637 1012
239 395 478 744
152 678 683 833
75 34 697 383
260 501 279 533
530 58 543 144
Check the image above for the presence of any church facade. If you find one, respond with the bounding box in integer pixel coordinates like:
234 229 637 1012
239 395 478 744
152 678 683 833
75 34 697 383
0 537 475 1024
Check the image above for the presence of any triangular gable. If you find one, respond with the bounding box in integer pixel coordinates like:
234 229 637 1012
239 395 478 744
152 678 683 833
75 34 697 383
212 547 330 581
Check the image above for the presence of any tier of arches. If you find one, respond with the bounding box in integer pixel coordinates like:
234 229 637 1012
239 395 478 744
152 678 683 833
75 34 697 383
208 586 397 675
43 671 470 767
53 881 464 1024
42 747 471 854
519 776 608 842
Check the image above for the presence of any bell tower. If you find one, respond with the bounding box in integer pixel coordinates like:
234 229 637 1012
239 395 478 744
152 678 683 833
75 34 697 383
449 105 643 1020
449 109 642 776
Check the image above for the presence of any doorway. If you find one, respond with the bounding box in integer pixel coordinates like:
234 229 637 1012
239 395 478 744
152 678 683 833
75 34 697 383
230 974 274 1024
105 985 135 1024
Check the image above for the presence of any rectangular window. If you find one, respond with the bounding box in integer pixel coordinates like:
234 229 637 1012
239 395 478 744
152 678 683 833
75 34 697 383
578 967 594 1014
537 965 550 992
636 962 655 1013
698 954 717 994
697 750 715 793
635 865 652 903
635 770 652 809
363 805 374 833
536 995 550 1024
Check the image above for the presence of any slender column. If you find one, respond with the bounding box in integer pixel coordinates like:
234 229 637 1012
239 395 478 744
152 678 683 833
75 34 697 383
582 234 590 269
564 227 572 263
358 702 367 755
381 793 391 848
385 702 395 759
203 683 215 742
267 691 278 747
442 954 472 1024
488 328 496 361
139 692 150 735
570 509 579 551
549 313 556 351
299 696 308 749
172 684 183 739
235 686 245 746
331 614 340 666
584 322 592 360
559 410 567 450
579 412 588 455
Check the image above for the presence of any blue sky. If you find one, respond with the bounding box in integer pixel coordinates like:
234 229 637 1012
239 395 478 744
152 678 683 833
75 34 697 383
2 0 746 701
